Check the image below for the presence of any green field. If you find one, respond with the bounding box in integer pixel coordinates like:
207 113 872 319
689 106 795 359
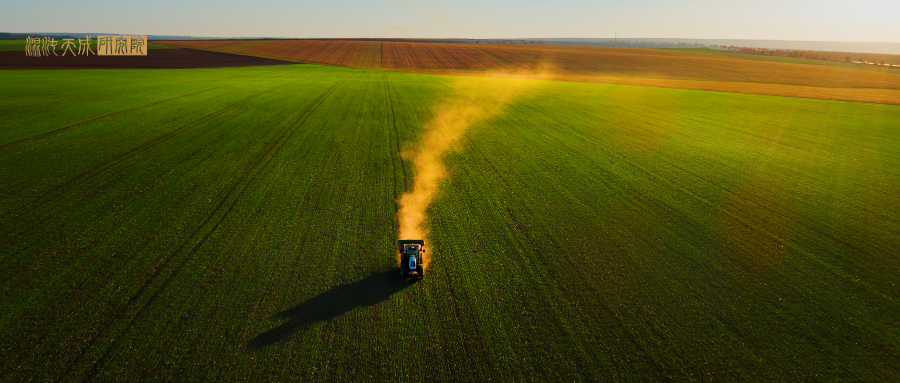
1 64 899 381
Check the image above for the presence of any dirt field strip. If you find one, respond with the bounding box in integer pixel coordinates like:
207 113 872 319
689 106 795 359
0 49 295 69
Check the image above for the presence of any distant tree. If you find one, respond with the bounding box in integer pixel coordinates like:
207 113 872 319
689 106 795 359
879 59 886 66
844 56 851 63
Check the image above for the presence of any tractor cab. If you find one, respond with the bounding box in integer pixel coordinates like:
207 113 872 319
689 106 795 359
397 240 425 280
403 244 421 255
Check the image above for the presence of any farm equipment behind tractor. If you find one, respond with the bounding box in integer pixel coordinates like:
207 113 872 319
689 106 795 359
397 240 425 279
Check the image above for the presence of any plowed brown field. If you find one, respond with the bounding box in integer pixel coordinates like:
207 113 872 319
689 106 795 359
166 39 376 67
160 40 900 104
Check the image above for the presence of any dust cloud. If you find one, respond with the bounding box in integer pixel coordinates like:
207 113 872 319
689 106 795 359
396 75 547 268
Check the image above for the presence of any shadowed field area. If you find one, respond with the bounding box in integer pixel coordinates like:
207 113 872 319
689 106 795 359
160 39 900 104
249 271 414 348
0 40 177 52
0 49 295 69
1 64 898 380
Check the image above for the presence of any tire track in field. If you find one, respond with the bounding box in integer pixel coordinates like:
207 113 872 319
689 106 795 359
383 76 408 195
0 80 179 121
382 78 419 365
0 82 300 308
441 270 488 380
383 77 399 206
246 86 348 314
76 83 342 380
564 107 878 260
244 115 342 325
0 95 245 259
570 103 896 254
472 139 663 378
466 135 613 377
0 144 210 295
0 82 292 236
468 137 546 252
0 84 229 150
594 301 671 378
0 84 251 225
505 207 535 245
72 82 339 377
644 146 898 251
365 75 405 368
0 74 150 104
5 80 313 373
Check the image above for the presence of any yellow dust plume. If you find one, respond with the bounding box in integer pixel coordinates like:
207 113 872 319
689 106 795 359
397 75 546 268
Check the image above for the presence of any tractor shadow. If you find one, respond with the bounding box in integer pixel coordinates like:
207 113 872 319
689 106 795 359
248 269 414 348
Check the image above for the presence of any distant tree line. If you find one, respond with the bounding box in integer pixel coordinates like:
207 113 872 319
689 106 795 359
711 45 900 68
333 38 708 49
0 32 85 40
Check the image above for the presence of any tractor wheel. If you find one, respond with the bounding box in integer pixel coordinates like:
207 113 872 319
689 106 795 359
416 266 424 279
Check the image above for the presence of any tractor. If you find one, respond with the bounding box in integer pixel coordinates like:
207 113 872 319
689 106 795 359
397 240 425 279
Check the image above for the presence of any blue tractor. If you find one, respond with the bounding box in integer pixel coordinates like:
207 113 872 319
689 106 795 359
397 240 425 279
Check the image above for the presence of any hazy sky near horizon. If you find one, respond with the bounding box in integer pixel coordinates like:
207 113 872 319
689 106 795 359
3 0 898 42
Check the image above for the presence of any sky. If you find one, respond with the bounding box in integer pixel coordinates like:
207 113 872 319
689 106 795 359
3 0 899 42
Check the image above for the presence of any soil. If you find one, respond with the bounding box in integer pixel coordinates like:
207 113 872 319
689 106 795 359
0 48 296 69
